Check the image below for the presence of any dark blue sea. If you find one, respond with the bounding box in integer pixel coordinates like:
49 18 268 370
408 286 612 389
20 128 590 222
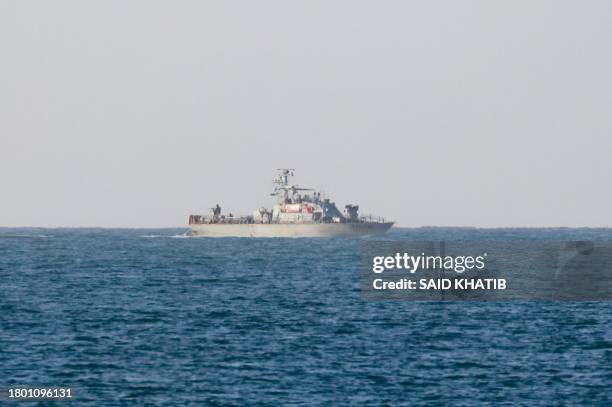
1 228 611 405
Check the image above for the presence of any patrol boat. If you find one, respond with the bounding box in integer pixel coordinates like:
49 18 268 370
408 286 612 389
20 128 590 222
188 169 393 237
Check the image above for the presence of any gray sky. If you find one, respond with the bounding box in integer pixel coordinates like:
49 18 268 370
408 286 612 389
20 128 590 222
2 1 611 227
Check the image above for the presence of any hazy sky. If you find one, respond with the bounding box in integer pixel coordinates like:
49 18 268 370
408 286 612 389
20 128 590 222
2 1 611 227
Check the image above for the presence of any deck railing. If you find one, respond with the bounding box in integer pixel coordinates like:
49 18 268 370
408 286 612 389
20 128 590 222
189 215 253 225
358 214 389 224
189 214 391 225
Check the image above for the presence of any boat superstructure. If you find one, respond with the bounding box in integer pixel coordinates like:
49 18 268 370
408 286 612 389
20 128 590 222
188 169 393 237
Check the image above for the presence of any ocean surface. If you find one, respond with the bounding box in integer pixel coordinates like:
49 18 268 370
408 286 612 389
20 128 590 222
1 227 611 405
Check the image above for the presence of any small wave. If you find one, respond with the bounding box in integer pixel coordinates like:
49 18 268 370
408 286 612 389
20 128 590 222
0 234 52 239
141 232 192 239
171 233 192 239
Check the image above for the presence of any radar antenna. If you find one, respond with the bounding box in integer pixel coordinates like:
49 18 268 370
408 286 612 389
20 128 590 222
270 169 312 202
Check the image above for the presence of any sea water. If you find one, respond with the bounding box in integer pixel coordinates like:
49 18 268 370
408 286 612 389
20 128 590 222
1 228 611 405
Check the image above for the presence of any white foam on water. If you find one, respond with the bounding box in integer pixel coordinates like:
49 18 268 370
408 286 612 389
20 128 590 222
0 234 53 239
171 233 192 239
140 232 192 239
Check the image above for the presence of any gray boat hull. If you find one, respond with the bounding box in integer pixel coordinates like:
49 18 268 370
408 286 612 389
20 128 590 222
190 222 393 237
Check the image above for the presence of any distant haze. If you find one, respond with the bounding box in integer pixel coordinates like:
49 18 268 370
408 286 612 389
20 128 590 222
2 1 611 227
